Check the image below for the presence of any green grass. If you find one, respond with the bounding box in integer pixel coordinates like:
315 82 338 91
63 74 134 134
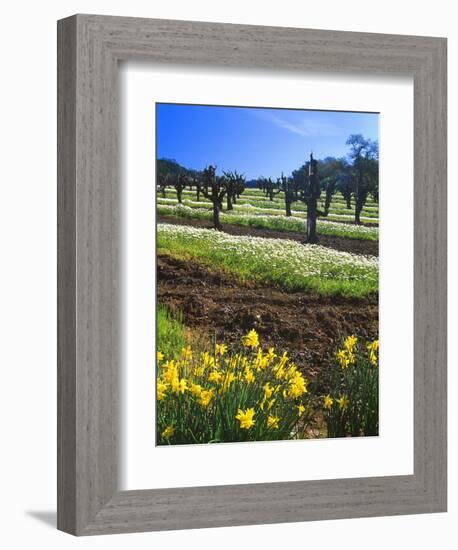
231 189 378 208
157 223 378 298
324 337 379 437
157 203 379 241
164 186 380 205
157 304 187 360
162 187 379 221
159 196 379 223
237 196 378 217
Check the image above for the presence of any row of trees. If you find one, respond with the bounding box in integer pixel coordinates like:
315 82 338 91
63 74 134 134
158 163 246 230
260 135 379 226
157 134 379 243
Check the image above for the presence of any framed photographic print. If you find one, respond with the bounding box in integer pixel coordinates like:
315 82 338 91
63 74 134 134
57 14 447 535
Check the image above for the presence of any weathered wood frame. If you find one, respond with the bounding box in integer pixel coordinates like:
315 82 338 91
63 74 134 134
57 14 447 535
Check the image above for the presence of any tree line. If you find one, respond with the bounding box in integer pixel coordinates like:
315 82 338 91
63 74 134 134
157 134 378 243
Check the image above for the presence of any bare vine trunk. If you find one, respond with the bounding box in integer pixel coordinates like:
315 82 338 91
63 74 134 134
355 200 363 225
324 190 333 216
213 202 222 230
285 198 292 217
306 198 318 243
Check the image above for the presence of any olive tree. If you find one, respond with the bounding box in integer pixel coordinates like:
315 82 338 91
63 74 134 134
318 157 348 216
346 135 379 225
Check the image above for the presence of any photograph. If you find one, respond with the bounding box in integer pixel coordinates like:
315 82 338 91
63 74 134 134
155 103 380 445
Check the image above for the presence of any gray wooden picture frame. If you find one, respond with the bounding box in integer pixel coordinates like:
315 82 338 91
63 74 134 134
57 14 447 536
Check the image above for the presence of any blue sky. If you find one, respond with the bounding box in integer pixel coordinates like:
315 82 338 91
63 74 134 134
156 103 379 180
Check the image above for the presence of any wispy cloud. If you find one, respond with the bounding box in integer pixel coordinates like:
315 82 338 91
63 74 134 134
253 110 340 137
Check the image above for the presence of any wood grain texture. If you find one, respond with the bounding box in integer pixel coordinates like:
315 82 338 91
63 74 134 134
57 16 77 534
57 14 447 535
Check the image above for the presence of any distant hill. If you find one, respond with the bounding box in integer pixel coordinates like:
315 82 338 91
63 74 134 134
157 158 201 178
158 159 262 187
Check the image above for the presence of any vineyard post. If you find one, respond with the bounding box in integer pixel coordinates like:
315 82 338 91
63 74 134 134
305 153 320 243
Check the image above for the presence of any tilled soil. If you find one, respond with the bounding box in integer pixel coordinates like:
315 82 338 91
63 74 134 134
157 215 378 257
158 253 378 394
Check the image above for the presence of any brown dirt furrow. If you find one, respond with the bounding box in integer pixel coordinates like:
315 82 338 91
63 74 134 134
157 253 378 394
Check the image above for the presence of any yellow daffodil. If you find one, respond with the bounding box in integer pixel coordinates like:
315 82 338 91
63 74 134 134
235 408 255 429
156 380 168 401
261 396 276 411
276 351 289 371
275 365 286 380
197 389 213 408
263 382 274 399
267 415 280 430
163 360 178 382
244 368 255 384
215 343 227 356
267 398 276 410
266 347 277 364
253 348 269 370
337 350 349 369
208 370 223 384
221 372 235 392
171 377 187 395
323 394 333 410
161 426 174 439
285 364 298 379
344 335 357 352
181 346 193 361
287 372 307 399
201 351 215 369
337 394 349 411
242 329 259 349
189 382 202 397
367 339 379 366
156 330 378 444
